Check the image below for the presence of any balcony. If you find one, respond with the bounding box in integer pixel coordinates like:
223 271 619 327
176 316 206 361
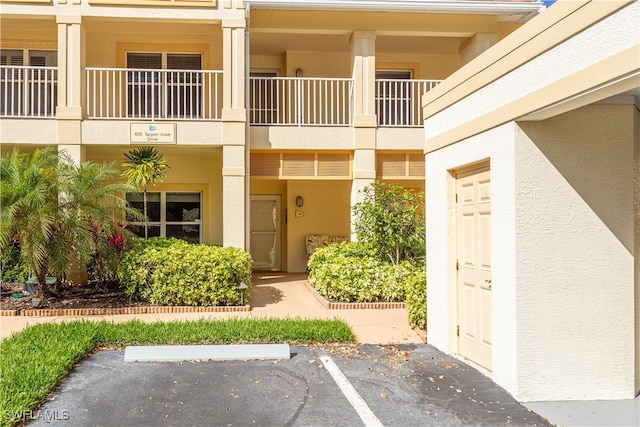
0 69 441 127
249 77 441 128
249 77 354 126
375 79 441 127
85 68 223 120
0 65 57 118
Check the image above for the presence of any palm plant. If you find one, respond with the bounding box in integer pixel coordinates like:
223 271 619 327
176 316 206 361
0 148 140 296
121 147 170 239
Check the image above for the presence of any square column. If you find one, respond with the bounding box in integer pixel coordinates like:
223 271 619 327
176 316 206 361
56 15 85 144
58 144 88 284
350 31 377 238
221 18 247 249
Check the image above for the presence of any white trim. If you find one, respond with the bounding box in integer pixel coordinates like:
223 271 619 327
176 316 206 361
244 0 542 16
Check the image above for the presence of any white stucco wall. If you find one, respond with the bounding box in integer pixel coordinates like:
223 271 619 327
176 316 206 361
425 1 639 142
426 104 637 402
514 104 636 401
425 122 519 396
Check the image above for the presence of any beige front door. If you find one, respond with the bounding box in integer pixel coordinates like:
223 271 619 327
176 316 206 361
250 195 281 270
456 164 492 370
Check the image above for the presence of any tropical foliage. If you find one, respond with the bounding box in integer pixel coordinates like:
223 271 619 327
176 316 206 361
353 181 425 265
0 148 139 294
121 146 169 239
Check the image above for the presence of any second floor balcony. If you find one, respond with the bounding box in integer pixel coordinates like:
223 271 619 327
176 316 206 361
85 67 223 120
0 65 57 118
0 65 441 127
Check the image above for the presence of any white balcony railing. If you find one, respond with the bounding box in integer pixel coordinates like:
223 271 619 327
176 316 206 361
86 68 223 120
375 79 441 127
250 77 354 126
0 66 57 118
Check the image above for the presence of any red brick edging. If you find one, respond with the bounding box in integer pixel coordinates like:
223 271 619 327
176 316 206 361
1 305 250 317
303 281 405 310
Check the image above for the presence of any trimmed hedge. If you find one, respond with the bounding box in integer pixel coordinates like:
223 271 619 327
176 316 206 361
308 242 416 303
117 238 252 306
405 270 426 329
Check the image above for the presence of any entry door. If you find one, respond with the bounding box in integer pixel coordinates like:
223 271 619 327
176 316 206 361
456 165 492 370
250 195 281 270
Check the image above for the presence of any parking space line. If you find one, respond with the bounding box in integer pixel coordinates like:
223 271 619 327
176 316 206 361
320 356 384 427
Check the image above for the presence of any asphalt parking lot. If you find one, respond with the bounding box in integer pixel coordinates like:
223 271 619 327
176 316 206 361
29 344 551 426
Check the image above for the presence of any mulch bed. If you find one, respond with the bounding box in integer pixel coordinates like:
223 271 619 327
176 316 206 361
0 281 146 312
0 281 250 316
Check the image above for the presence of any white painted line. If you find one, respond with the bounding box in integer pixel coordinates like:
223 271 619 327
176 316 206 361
320 356 384 427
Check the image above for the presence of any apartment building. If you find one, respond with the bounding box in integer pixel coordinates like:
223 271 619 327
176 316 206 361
0 0 542 273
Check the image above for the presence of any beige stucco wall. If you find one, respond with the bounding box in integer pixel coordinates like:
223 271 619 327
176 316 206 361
85 22 222 69
514 104 637 401
286 180 351 273
86 145 223 245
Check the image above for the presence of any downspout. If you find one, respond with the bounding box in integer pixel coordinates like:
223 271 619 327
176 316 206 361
245 3 251 251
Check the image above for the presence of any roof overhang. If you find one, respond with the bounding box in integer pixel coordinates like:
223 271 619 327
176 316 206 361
422 0 640 153
245 0 543 22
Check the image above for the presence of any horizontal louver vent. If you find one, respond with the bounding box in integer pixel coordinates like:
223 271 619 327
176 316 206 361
377 153 406 177
408 154 425 177
251 152 351 179
318 153 350 177
377 152 425 179
251 153 280 177
283 153 315 176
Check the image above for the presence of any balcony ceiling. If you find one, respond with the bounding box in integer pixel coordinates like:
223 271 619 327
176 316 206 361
83 18 220 35
251 32 463 55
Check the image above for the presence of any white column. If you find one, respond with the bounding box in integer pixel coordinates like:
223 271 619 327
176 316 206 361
460 33 498 66
56 15 85 145
222 18 247 249
58 144 88 285
350 31 377 240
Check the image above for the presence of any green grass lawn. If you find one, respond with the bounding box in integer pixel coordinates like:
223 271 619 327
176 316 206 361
0 318 353 427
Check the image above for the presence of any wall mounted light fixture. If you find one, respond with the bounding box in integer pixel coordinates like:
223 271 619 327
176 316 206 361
296 196 304 207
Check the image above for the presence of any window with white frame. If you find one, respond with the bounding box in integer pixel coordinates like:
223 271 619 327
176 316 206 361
0 49 57 117
126 191 202 243
126 52 203 119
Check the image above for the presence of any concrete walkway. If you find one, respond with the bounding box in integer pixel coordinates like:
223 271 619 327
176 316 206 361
0 273 422 344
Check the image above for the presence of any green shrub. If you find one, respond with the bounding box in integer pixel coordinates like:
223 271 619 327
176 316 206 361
308 242 419 302
0 244 29 283
353 181 425 265
117 237 252 306
405 269 426 329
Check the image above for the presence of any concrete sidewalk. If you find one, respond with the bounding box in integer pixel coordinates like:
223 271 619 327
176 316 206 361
0 273 422 344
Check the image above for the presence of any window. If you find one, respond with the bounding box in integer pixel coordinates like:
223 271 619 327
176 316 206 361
375 70 412 126
1 49 57 117
126 52 203 119
126 191 202 243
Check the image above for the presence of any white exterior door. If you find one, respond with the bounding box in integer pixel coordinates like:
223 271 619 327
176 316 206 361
456 165 492 370
250 195 281 270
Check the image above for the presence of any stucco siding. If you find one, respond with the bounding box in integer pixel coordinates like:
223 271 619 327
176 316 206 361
425 1 639 143
425 122 519 396
514 104 636 401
